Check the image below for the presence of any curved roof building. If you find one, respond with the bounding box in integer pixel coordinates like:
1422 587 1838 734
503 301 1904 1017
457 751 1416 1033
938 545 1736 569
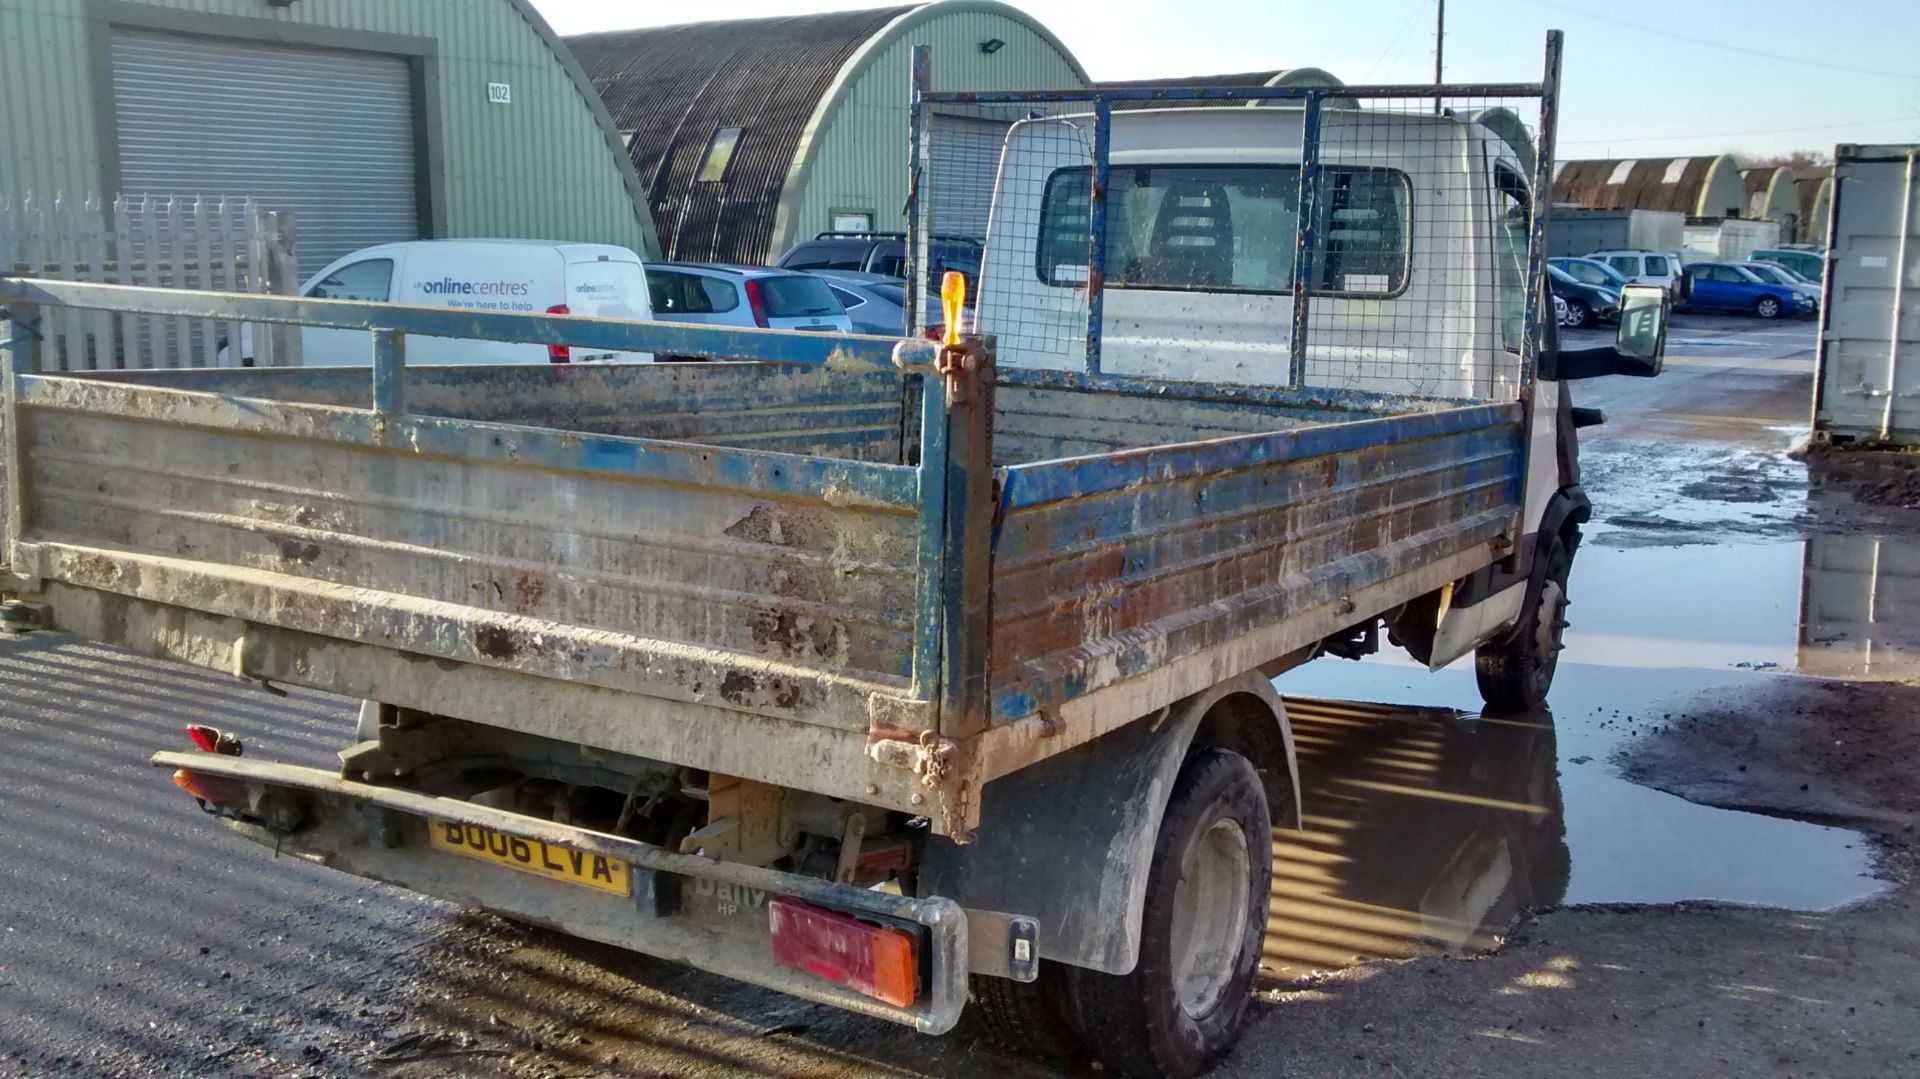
571 2 1088 263
1552 155 1747 219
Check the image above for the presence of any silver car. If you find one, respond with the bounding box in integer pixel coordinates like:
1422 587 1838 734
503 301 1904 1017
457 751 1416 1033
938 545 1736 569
809 270 918 336
645 262 853 333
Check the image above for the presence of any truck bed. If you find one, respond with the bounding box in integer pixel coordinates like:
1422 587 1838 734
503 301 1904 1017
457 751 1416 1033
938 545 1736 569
5 352 1523 835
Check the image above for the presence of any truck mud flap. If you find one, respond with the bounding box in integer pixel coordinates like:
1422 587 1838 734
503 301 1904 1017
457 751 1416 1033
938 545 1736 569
151 752 967 1034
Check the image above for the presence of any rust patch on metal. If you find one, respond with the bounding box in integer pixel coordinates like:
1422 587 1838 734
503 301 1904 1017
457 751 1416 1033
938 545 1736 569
261 533 322 566
474 625 521 661
749 607 847 664
723 504 836 549
511 573 547 613
63 552 138 592
718 669 803 710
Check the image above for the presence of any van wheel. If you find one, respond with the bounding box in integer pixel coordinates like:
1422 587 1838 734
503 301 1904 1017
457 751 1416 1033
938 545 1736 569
1755 295 1782 319
968 964 1084 1062
1562 299 1590 329
1476 530 1574 713
1065 748 1270 1079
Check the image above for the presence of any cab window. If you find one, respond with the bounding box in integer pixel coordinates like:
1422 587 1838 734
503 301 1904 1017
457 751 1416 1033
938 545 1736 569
1643 255 1671 276
1490 165 1530 353
1036 164 1412 295
306 258 393 302
1605 255 1640 276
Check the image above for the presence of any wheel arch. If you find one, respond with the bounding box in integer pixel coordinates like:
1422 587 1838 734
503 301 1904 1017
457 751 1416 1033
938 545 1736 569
920 671 1296 975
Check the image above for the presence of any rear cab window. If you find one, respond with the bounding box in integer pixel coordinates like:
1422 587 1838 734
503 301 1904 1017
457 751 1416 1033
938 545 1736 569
1035 164 1411 295
1643 255 1671 276
1605 255 1641 276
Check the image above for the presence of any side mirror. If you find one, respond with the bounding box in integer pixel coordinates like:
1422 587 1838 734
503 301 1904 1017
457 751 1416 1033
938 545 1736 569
1545 284 1667 380
1612 284 1668 374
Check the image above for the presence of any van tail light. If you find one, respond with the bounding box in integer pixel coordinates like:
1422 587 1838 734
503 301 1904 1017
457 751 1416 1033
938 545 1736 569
743 279 771 328
546 304 571 363
767 896 918 1008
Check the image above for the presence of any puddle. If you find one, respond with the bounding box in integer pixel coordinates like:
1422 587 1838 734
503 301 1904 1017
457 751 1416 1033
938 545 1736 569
1258 539 1892 983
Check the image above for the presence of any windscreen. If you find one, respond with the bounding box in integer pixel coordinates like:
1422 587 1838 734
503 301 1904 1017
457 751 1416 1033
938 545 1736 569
757 275 844 318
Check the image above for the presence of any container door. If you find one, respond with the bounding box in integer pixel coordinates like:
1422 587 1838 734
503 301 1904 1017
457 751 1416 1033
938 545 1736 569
1815 148 1920 444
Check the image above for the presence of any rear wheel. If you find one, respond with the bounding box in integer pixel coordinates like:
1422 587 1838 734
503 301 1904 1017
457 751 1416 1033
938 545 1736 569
1066 749 1270 1079
1476 529 1575 713
968 964 1084 1062
1755 295 1782 319
1562 298 1591 329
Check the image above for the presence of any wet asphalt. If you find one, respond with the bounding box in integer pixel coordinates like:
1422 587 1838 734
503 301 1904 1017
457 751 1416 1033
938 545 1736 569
2 311 1901 1078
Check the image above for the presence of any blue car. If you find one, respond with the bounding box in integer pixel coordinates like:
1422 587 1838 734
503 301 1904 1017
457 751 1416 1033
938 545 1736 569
1546 264 1621 329
1682 262 1815 319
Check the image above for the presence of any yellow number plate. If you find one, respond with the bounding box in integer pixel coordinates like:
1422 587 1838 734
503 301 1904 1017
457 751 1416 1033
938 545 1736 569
429 819 633 896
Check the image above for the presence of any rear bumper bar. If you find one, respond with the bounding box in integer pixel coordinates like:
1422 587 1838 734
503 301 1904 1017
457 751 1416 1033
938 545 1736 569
151 752 968 1034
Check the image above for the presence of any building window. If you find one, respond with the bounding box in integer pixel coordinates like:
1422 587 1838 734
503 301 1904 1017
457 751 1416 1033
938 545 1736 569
696 127 743 183
831 211 874 233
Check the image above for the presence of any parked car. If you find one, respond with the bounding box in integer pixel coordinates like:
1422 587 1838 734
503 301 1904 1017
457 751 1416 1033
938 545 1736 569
808 270 915 336
1750 247 1825 284
222 239 655 366
1586 249 1686 295
1682 261 1816 319
1546 264 1620 328
1553 294 1570 326
1547 256 1629 292
778 231 983 292
1737 261 1821 310
645 263 853 333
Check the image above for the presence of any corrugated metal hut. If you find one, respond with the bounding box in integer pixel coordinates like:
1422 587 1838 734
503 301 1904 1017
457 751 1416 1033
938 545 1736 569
1742 166 1802 236
570 1 1088 264
1552 155 1747 219
0 0 657 271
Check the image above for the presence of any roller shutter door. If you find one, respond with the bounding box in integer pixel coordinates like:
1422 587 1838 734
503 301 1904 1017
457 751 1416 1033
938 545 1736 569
112 31 420 275
928 114 1009 240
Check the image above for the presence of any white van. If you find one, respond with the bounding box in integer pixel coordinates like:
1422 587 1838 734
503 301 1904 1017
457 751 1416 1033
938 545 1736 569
224 239 654 366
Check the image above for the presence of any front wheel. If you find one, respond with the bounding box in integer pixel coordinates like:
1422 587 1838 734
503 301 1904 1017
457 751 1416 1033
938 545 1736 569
1562 298 1591 329
1755 295 1782 319
1476 529 1574 713
1066 748 1271 1079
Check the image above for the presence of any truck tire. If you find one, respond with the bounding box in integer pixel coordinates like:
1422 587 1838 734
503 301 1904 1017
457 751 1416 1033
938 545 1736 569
1475 529 1574 713
1755 295 1782 319
968 964 1084 1062
1065 748 1270 1079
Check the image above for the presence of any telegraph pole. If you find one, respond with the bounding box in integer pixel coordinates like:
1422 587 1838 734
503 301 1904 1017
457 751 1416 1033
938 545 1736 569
1433 0 1445 113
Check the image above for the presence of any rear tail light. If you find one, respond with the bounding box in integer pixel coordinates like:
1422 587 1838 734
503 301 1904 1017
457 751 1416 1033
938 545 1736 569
743 279 771 328
187 724 243 756
768 896 918 1008
546 304 571 363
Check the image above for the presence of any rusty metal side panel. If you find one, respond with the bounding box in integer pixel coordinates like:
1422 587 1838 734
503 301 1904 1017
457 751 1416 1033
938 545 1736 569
15 376 922 729
73 363 911 462
986 404 1524 724
991 382 1375 464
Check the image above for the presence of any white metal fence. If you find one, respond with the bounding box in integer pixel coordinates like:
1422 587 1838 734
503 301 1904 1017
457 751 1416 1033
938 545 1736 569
0 194 298 370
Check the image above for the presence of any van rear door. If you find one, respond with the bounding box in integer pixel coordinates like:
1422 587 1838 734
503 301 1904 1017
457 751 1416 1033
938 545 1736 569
564 256 655 363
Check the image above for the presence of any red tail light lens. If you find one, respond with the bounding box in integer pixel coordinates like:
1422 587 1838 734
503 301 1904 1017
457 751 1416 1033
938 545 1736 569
743 279 770 328
768 896 918 1008
187 724 221 753
546 304 571 363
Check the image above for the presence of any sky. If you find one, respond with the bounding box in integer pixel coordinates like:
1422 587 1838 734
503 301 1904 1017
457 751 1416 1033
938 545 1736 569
532 0 1920 162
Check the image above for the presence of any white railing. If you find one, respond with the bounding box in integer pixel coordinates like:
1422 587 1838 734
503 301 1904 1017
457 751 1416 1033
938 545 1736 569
0 194 297 370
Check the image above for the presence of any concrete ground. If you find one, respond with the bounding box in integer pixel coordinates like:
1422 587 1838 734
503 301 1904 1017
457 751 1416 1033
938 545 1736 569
3 312 1916 1078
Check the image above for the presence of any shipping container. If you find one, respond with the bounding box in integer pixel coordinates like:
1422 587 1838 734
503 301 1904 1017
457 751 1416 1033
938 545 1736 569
1812 144 1920 446
1683 217 1784 264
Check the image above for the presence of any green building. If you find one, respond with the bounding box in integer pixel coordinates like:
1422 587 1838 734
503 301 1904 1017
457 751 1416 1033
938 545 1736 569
0 0 658 272
569 1 1089 264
